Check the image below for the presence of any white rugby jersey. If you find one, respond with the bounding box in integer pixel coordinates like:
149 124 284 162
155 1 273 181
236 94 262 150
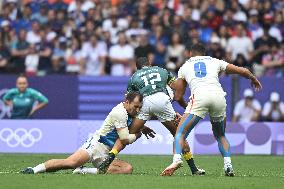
178 56 228 95
93 102 132 147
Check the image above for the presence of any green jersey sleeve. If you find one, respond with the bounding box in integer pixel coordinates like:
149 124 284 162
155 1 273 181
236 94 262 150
3 88 16 101
30 89 49 103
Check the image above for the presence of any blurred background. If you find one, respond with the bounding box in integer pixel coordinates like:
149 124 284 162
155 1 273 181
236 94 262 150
0 0 283 155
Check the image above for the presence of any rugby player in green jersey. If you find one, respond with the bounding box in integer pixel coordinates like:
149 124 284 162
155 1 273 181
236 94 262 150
3 75 48 119
98 57 205 175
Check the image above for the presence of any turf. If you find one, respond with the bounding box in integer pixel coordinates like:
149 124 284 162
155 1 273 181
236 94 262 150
0 154 283 189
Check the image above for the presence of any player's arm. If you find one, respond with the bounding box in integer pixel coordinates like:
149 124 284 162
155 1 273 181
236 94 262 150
113 110 141 145
29 89 49 116
170 78 188 109
3 89 15 107
225 64 262 91
166 70 188 109
116 127 141 145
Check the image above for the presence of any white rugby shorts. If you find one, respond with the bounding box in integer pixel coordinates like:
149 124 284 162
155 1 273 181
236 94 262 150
137 92 176 122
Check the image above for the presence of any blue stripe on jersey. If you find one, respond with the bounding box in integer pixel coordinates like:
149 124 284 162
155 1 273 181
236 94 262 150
99 117 133 148
127 117 133 127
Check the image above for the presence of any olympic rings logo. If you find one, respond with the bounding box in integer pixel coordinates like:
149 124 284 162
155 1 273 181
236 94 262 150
0 128 42 148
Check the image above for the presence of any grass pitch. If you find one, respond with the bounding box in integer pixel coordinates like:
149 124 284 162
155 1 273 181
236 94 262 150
0 154 283 189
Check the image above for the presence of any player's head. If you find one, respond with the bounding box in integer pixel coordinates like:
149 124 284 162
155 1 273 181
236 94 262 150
189 43 206 57
136 57 151 70
16 75 28 92
125 91 143 117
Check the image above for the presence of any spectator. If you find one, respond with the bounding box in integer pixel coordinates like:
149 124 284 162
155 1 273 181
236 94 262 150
26 20 41 44
25 44 39 76
247 9 263 41
6 0 20 21
13 4 32 33
81 34 107 76
67 0 85 28
152 41 166 68
262 92 284 122
233 53 250 69
109 32 134 76
10 29 30 73
252 26 278 76
208 35 225 60
205 7 223 31
166 32 185 73
0 40 10 73
1 20 12 46
51 37 67 74
268 12 283 43
48 55 66 75
198 15 213 44
134 33 155 59
218 25 229 50
31 3 48 25
37 28 53 74
65 37 82 75
226 23 254 62
261 43 284 77
148 24 169 47
233 88 261 122
102 7 128 44
183 27 200 50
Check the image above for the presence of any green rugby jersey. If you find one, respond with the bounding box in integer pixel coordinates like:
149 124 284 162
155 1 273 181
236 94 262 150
3 88 48 119
127 66 175 97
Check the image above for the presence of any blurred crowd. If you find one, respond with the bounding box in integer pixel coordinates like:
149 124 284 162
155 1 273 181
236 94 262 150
0 0 283 76
233 89 284 122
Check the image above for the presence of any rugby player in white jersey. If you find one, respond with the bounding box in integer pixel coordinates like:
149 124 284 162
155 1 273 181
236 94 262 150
22 92 153 174
161 43 262 176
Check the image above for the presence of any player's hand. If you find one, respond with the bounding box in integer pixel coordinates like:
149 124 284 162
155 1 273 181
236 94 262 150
251 78 262 91
141 126 156 139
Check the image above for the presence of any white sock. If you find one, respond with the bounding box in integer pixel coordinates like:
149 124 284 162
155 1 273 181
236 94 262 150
224 157 231 165
80 167 98 174
33 163 46 174
224 157 232 169
173 154 182 163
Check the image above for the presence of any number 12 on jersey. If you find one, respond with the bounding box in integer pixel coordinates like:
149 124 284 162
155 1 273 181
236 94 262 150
194 62 207 78
141 73 161 89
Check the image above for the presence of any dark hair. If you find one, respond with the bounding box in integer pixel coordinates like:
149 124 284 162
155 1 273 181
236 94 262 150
126 91 143 103
190 43 206 56
136 57 150 69
17 74 27 80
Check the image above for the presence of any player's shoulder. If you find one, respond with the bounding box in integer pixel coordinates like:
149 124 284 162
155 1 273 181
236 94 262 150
27 88 40 94
179 59 191 71
152 66 168 73
7 88 18 94
110 102 128 118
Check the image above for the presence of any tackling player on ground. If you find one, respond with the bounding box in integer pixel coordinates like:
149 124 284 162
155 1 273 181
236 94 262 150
22 92 152 174
161 43 262 176
98 57 205 175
